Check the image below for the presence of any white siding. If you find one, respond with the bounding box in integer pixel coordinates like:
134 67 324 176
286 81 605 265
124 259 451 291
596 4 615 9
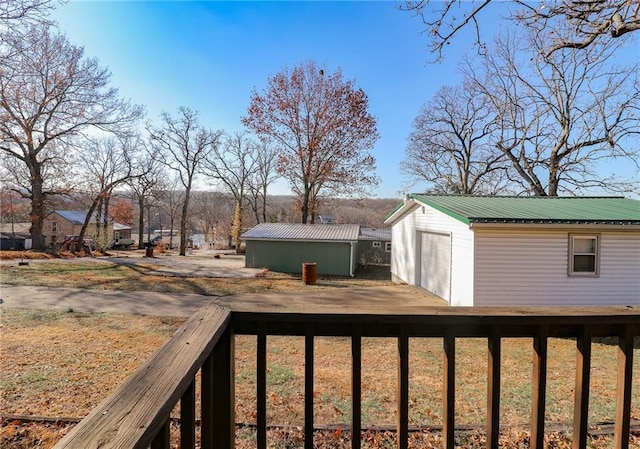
390 204 474 306
474 231 640 306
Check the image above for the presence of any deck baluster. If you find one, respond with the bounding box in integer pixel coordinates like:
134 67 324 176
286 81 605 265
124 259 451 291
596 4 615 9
150 418 170 449
443 333 455 449
352 325 362 449
398 332 409 449
305 331 315 449
201 351 214 449
572 328 592 449
257 329 267 449
487 330 501 449
180 379 196 449
614 325 634 449
530 327 548 449
212 325 235 449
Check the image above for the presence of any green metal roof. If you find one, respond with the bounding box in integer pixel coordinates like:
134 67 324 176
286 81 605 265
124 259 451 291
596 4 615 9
409 195 640 225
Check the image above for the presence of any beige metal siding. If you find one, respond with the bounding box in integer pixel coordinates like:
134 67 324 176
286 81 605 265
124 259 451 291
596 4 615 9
474 231 640 306
390 204 474 306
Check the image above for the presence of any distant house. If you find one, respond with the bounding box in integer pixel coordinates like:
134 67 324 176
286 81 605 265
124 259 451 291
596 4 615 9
241 223 360 276
43 210 132 248
0 222 31 250
111 223 135 249
317 215 336 224
384 195 640 307
357 227 391 265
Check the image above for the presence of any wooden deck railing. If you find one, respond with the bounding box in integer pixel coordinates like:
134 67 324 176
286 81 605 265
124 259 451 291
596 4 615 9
53 303 640 449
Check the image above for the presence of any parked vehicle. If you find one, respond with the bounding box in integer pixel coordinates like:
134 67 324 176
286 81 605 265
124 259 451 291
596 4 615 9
62 235 95 249
109 237 135 249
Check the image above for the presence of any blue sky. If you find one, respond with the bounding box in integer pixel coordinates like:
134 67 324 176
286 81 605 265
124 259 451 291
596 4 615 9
51 1 638 198
51 0 473 198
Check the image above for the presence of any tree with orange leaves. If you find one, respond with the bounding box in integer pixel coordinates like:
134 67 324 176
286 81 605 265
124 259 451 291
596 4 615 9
243 61 379 224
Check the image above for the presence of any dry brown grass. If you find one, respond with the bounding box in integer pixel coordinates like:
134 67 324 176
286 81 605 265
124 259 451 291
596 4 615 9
0 257 392 296
0 308 185 448
0 250 54 261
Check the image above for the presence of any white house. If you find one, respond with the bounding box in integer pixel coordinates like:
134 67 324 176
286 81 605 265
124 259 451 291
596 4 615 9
384 195 640 307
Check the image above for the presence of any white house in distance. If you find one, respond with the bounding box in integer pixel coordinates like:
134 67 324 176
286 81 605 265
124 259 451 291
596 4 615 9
384 195 640 307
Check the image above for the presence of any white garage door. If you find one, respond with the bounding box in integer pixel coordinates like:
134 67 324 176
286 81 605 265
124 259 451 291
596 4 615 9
420 232 451 301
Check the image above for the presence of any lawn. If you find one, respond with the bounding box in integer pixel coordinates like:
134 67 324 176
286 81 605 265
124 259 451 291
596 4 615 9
1 256 639 448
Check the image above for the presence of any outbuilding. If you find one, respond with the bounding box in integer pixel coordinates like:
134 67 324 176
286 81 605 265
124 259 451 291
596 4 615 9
0 223 31 250
357 227 391 265
384 195 640 307
241 223 360 276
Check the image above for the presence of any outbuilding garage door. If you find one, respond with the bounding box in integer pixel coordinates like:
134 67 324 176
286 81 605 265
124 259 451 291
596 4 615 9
420 232 451 301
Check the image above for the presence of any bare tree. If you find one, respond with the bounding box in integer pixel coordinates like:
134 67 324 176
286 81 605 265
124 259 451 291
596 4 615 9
0 0 58 23
243 60 380 224
0 25 143 249
401 0 640 59
128 152 161 248
76 135 143 251
189 190 235 249
466 29 640 195
247 140 280 224
147 107 222 255
154 174 185 250
401 81 509 194
202 132 258 252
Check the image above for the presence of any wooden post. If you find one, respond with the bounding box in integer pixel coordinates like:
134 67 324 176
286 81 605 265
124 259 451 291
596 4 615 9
614 325 633 449
443 333 455 449
530 327 548 449
572 328 591 449
200 352 215 449
352 325 362 449
150 418 170 449
257 330 267 449
397 332 409 449
487 331 501 449
212 325 235 449
180 379 196 449
305 331 314 449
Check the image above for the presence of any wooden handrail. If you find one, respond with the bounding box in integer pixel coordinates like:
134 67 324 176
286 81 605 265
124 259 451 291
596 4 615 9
53 304 640 449
53 304 231 449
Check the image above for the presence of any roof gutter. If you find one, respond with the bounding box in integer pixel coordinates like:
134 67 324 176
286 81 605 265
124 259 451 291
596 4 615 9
469 222 640 231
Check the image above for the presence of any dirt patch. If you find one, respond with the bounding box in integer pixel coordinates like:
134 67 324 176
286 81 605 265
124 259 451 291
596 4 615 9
0 258 395 296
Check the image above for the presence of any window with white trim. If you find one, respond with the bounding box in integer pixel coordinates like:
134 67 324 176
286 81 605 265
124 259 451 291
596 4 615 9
568 234 599 276
372 241 381 248
385 242 391 252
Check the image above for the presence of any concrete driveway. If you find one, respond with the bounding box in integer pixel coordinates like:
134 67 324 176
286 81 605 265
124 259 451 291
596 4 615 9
0 250 447 316
0 284 447 317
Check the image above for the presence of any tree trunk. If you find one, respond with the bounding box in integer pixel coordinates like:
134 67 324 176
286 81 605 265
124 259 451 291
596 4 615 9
179 189 190 256
231 200 243 253
79 199 101 253
301 187 311 224
261 185 268 223
137 194 145 249
29 179 46 250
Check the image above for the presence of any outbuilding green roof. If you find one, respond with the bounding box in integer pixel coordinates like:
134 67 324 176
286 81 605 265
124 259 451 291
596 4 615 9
406 195 640 225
